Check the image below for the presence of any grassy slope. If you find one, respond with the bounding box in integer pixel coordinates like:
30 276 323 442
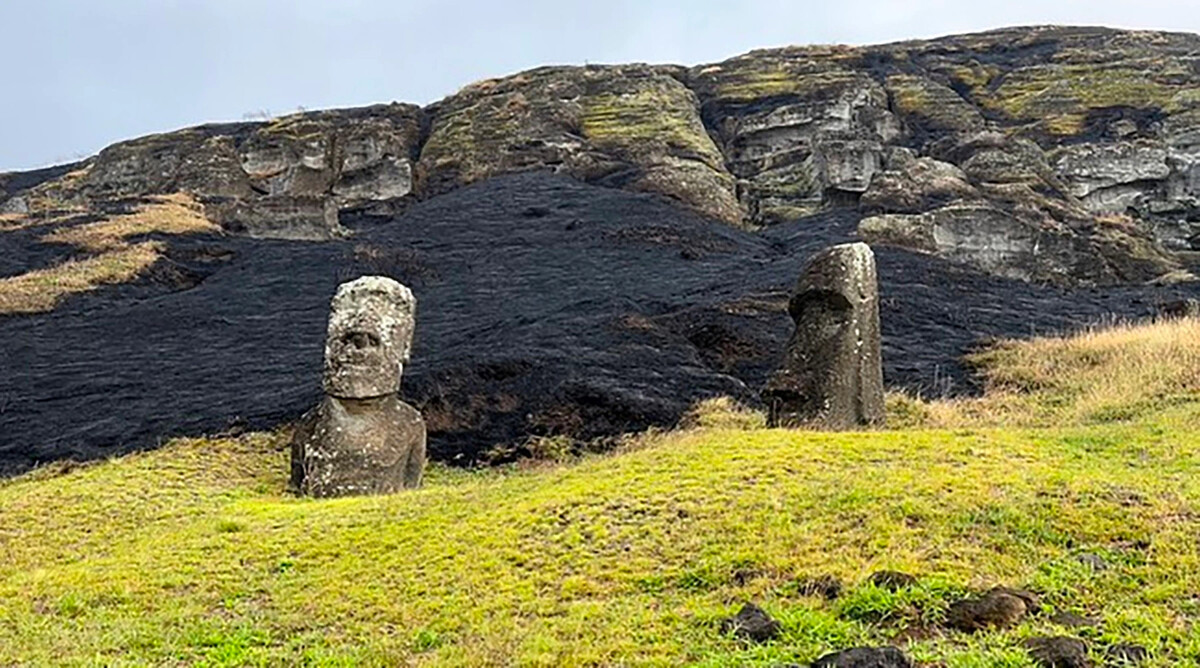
2 321 1200 667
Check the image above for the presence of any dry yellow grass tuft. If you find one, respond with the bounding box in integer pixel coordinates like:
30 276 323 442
888 316 1200 428
41 193 217 251
0 242 164 314
0 213 26 230
0 194 219 315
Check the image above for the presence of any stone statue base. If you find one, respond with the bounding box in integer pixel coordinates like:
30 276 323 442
290 394 426 498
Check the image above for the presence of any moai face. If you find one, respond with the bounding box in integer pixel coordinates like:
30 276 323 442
323 276 416 398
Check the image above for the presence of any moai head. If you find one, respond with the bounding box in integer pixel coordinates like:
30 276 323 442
323 276 416 398
787 242 876 330
764 242 884 429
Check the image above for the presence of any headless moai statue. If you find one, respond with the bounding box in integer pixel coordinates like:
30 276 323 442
290 276 426 497
763 242 885 429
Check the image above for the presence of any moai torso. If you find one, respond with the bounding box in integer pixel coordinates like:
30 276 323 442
763 242 885 429
290 276 427 497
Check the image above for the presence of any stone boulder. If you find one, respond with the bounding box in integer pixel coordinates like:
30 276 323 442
73 105 422 239
84 125 257 200
205 195 346 240
762 242 884 429
861 151 978 214
416 64 743 225
291 276 426 497
239 104 422 211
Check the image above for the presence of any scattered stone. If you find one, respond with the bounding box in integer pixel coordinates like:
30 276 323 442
796 574 844 600
1157 298 1200 319
1024 636 1092 668
0 195 28 215
762 243 885 429
720 602 782 643
290 276 427 497
990 586 1041 613
867 571 918 591
1104 643 1148 666
811 646 913 668
1075 553 1109 571
1050 611 1100 629
945 588 1031 632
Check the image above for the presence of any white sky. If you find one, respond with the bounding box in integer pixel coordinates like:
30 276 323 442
2 0 1199 170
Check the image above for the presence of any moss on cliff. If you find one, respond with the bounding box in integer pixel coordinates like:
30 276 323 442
418 66 744 224
580 89 722 166
982 63 1197 135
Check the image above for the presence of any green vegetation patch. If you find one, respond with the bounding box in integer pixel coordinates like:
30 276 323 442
5 318 1200 665
701 63 868 104
981 63 1200 135
3 402 1200 665
579 89 722 164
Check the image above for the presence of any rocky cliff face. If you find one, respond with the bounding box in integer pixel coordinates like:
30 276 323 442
5 26 1200 284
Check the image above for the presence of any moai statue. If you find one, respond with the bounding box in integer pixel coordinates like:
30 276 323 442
290 276 426 497
763 242 885 429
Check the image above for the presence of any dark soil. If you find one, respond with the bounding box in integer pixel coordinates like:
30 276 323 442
2 171 1198 476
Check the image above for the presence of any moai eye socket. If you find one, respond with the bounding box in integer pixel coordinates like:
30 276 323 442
344 331 381 349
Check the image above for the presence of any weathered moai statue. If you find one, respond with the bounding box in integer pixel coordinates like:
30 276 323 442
763 242 885 429
290 276 426 497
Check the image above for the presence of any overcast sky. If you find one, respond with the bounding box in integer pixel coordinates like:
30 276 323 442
2 0 1199 171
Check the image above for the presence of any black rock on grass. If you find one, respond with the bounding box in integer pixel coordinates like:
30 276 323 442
1025 636 1092 668
867 571 918 591
1104 643 1148 666
945 588 1034 632
795 574 844 600
811 646 913 667
721 602 781 643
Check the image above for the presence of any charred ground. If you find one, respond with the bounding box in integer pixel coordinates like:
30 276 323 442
2 172 1197 476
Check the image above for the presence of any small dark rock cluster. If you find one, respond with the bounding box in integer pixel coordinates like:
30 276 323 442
867 570 918 592
796 574 845 600
725 569 1150 667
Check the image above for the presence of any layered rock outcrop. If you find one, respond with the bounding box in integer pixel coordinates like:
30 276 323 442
417 65 744 225
4 26 1200 284
24 105 422 239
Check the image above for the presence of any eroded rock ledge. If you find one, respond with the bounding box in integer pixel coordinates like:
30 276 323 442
5 26 1200 284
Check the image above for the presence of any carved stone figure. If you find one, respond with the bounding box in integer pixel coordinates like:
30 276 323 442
763 242 885 429
290 276 426 497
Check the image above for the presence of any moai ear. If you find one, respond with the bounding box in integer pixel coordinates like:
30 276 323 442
391 294 416 364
